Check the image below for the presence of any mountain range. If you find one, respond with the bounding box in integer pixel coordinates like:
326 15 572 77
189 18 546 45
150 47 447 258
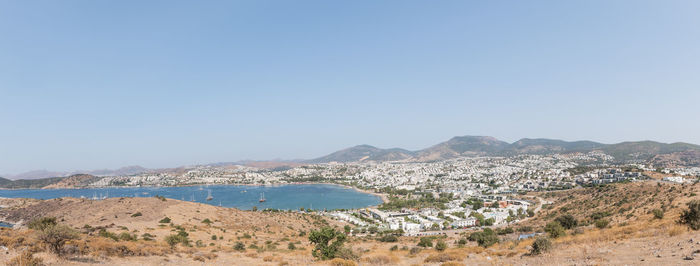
4 136 700 181
307 136 700 166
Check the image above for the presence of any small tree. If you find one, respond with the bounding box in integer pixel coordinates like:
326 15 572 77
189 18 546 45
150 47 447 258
527 209 535 217
417 237 433 247
680 200 700 230
378 235 398 242
37 224 79 255
595 219 609 229
343 225 351 234
544 221 565 238
308 227 347 260
468 229 499 247
530 237 552 255
555 215 578 229
435 240 447 251
27 217 57 231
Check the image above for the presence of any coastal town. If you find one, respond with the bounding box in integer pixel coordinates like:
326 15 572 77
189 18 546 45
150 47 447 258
65 152 699 236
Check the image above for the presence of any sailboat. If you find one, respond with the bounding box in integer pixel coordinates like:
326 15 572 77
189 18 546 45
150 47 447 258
206 190 213 201
259 192 266 203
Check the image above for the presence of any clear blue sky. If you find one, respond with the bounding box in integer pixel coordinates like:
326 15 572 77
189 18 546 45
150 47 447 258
1 1 699 174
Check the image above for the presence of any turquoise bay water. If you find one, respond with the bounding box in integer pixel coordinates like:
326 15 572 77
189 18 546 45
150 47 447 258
0 184 381 211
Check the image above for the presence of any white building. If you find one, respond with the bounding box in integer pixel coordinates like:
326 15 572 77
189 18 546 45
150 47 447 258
451 217 477 228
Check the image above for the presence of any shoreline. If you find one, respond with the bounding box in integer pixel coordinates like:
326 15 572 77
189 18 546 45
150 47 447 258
0 182 389 210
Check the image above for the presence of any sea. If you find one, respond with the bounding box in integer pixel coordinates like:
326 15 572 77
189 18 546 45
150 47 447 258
0 184 381 211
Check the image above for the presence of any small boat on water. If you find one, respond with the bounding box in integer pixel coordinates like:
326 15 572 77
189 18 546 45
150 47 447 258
206 190 213 201
259 192 266 203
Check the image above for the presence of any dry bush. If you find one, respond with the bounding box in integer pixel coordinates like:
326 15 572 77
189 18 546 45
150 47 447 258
327 258 357 266
455 246 485 254
441 262 465 266
85 237 170 257
667 224 685 237
263 255 275 262
7 250 44 266
1 230 38 249
362 254 398 265
424 251 465 263
245 252 258 258
192 252 218 261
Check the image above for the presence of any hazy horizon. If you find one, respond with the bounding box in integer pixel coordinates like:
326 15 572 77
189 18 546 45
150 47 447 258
2 1 700 174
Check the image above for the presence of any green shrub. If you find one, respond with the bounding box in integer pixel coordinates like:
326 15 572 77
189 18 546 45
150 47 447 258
680 200 700 230
652 209 664 219
544 222 565 238
118 232 137 241
468 228 499 247
308 227 347 260
27 217 57 231
131 212 142 217
378 235 398 242
288 242 296 250
530 237 552 255
98 229 119 241
202 218 212 225
164 234 189 247
389 245 398 251
141 233 155 241
554 215 578 229
595 219 609 229
417 237 433 247
518 226 533 232
434 240 447 251
233 242 246 251
159 217 171 223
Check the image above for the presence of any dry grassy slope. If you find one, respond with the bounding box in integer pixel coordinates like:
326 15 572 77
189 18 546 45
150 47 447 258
1 197 348 265
2 181 700 265
527 181 699 228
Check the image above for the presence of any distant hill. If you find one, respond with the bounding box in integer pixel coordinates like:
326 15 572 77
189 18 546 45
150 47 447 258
306 145 415 163
509 138 605 154
0 176 67 189
0 174 101 189
309 135 700 166
417 136 510 161
4 165 148 180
